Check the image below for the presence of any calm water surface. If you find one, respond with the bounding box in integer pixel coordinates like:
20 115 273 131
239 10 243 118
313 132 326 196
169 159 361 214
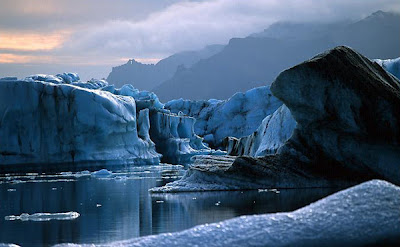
0 165 339 246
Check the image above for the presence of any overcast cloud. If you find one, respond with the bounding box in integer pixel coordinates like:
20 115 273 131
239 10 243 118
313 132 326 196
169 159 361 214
1 0 399 79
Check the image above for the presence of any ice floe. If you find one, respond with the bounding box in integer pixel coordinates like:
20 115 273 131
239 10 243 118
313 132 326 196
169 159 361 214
5 212 80 222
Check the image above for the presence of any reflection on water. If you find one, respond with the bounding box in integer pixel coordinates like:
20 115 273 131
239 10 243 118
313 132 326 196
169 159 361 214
0 165 339 246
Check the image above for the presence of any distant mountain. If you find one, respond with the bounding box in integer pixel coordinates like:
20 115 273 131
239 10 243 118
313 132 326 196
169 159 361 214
331 10 400 58
153 11 400 101
106 44 224 90
250 21 350 41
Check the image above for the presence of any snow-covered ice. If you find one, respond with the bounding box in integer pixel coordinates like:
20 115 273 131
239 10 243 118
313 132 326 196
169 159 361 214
165 86 282 146
57 180 400 247
5 212 80 221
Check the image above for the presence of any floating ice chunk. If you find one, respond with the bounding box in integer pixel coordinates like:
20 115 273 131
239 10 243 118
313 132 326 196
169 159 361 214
91 169 113 177
77 170 91 176
5 212 80 221
0 244 20 247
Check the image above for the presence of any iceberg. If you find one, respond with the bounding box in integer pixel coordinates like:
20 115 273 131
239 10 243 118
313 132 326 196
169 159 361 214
58 180 400 247
225 57 400 158
165 86 282 147
154 46 400 192
0 79 160 166
0 75 215 167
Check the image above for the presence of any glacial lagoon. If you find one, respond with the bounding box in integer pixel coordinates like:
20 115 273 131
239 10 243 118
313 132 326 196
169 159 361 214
0 165 339 246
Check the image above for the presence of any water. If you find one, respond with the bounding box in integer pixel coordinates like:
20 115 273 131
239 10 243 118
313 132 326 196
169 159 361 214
0 165 339 246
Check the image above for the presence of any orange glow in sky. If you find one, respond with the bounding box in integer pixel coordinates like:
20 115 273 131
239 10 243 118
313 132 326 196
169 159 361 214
0 32 67 51
0 53 53 63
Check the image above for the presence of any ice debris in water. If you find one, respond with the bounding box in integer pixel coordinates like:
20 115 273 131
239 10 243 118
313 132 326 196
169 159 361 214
91 169 113 177
4 212 80 221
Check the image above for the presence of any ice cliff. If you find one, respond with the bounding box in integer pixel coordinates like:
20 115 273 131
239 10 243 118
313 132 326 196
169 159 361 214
0 73 213 167
59 180 400 247
154 46 400 192
165 86 282 147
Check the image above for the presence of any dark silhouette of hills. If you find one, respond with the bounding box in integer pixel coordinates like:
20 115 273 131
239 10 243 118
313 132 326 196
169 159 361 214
106 44 224 89
152 11 400 101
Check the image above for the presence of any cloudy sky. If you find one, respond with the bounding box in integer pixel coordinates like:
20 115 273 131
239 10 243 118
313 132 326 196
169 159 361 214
0 0 399 80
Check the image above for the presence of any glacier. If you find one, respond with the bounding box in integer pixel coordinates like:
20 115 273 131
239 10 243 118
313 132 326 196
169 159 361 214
0 73 214 167
165 86 282 147
57 180 400 247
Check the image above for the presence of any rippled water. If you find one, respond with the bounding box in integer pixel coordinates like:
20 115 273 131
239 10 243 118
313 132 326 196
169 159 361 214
0 165 339 246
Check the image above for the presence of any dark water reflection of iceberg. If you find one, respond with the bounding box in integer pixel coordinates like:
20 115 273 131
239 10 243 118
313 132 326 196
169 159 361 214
0 165 338 246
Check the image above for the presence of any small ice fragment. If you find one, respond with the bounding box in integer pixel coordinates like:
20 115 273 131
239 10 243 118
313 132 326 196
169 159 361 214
5 212 80 221
52 188 57 191
156 200 164 203
92 169 113 177
76 170 91 177
215 201 221 206
7 188 16 192
96 204 102 207
192 197 197 200
26 173 38 176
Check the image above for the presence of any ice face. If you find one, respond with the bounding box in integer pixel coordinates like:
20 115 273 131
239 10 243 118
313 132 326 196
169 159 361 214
374 57 400 80
0 79 161 166
148 111 219 164
58 180 400 247
226 105 296 156
165 86 282 147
